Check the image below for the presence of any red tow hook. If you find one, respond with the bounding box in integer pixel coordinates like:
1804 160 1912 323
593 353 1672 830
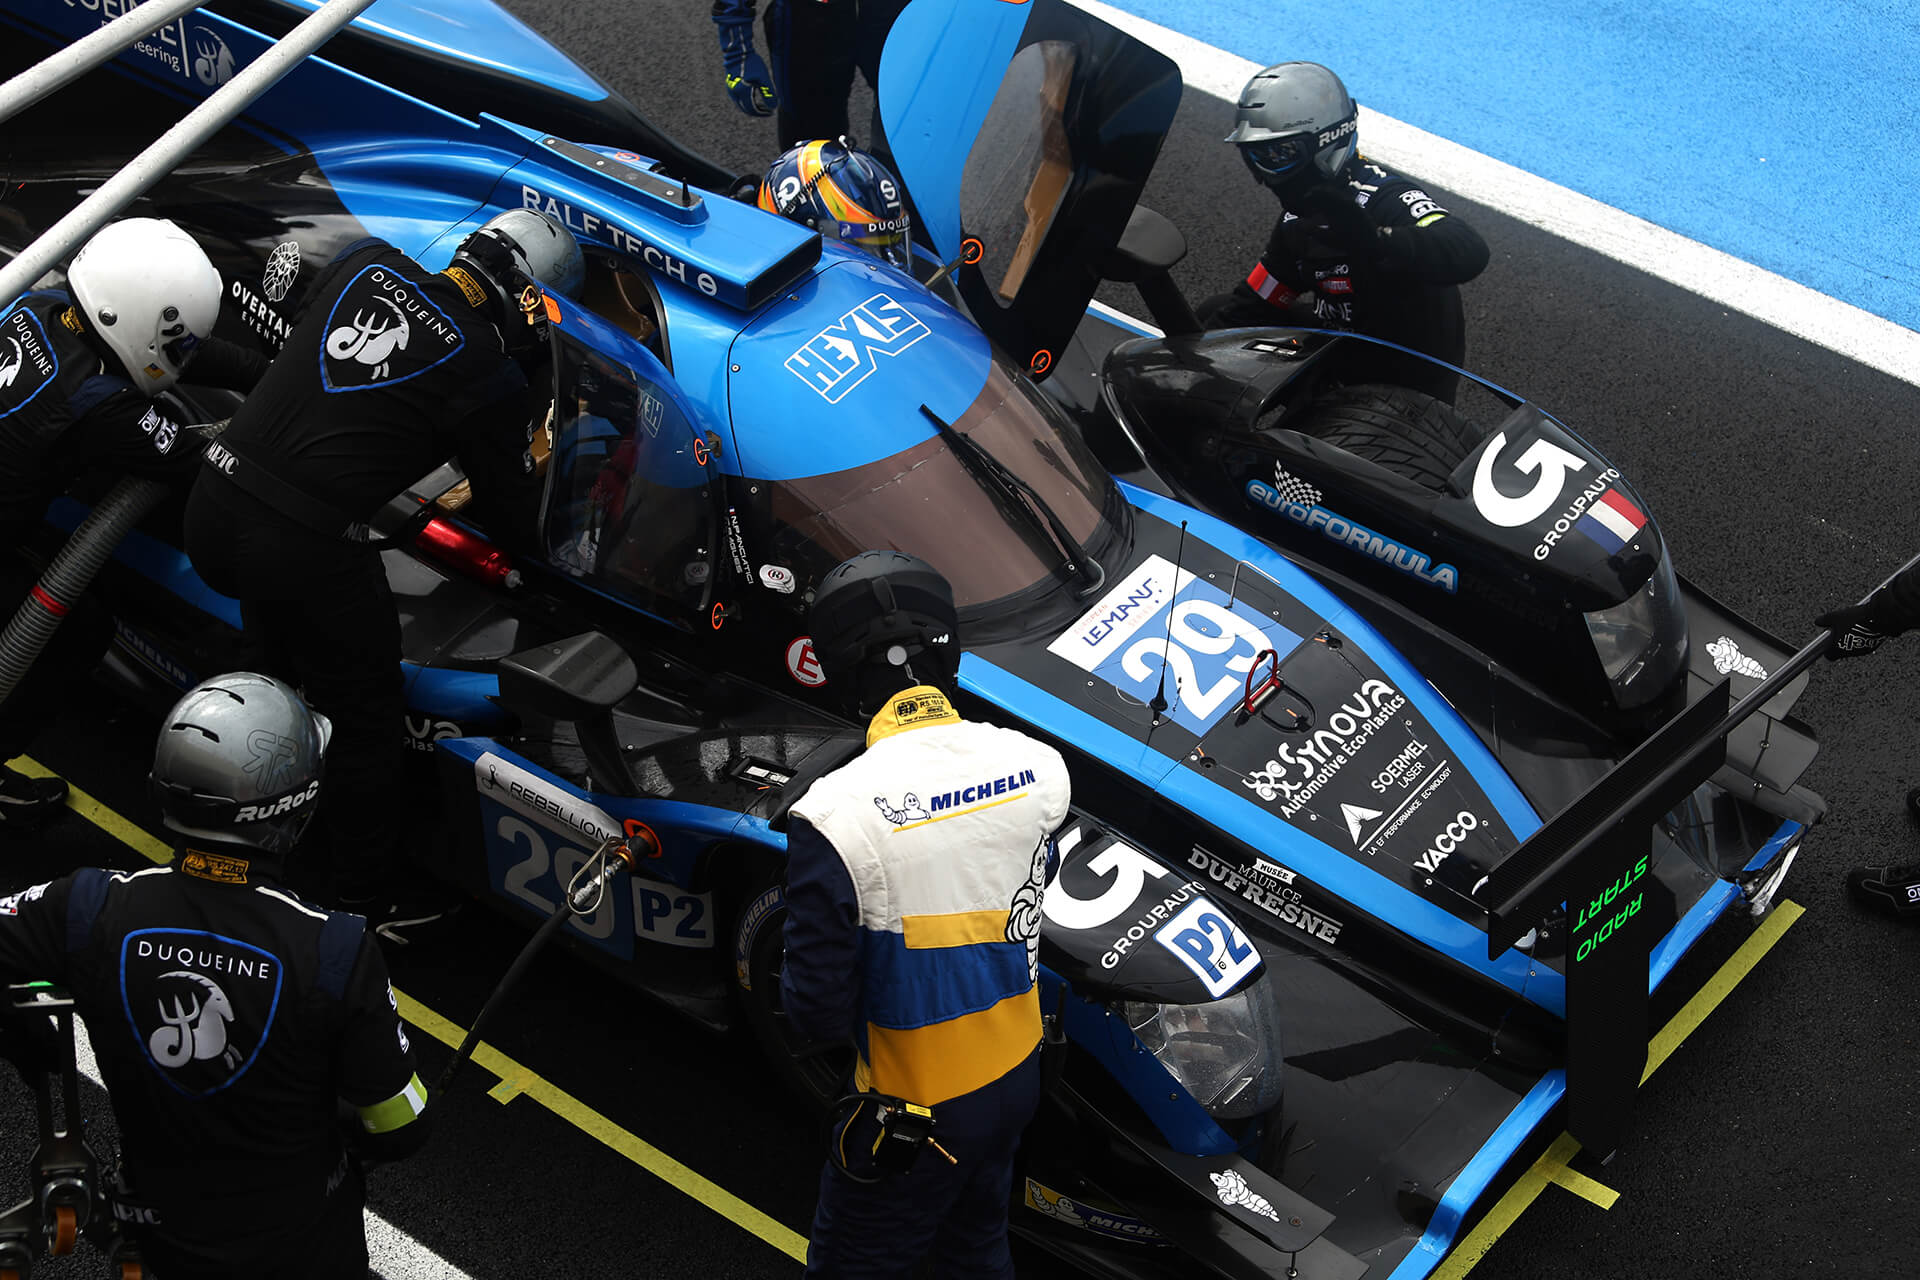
414 518 521 589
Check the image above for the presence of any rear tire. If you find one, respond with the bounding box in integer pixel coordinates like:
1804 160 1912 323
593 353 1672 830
1302 384 1487 491
732 862 851 1110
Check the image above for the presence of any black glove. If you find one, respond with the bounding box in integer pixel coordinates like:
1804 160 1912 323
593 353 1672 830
1816 597 1890 659
1288 184 1380 255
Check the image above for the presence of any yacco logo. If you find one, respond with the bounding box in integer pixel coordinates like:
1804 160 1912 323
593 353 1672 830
1248 481 1458 593
1047 553 1302 737
785 293 930 402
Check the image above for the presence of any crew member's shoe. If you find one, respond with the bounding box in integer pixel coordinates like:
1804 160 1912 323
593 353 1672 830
1844 862 1920 918
0 766 68 830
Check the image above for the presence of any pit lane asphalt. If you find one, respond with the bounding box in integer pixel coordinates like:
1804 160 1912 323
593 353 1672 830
7 3 1920 1276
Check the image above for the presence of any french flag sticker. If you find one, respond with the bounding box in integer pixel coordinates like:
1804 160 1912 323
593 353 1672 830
1577 489 1647 553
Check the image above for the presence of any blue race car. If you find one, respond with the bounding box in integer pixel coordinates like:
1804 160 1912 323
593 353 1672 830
0 2 1819 1277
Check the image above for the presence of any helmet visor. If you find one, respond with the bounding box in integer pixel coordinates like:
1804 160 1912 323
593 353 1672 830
1243 136 1309 179
837 219 913 272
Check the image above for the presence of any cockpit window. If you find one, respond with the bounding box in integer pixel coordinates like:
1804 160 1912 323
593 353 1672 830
763 354 1118 612
541 327 715 622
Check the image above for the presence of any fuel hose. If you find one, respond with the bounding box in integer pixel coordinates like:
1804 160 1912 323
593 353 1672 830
0 475 171 708
435 833 649 1095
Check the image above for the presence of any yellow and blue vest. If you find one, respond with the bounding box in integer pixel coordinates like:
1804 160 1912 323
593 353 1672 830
784 686 1070 1105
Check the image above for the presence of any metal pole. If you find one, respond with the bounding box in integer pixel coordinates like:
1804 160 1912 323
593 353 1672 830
0 0 381 307
0 0 208 126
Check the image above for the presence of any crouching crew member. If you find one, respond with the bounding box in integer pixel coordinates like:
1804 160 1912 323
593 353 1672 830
0 217 267 829
1201 62 1490 403
0 672 429 1279
781 551 1071 1278
182 211 582 929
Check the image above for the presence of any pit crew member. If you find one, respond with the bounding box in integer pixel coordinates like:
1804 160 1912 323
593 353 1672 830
712 0 909 150
1199 62 1491 403
757 138 913 271
0 672 430 1278
780 551 1071 1278
181 211 582 930
0 217 267 830
1818 560 1920 917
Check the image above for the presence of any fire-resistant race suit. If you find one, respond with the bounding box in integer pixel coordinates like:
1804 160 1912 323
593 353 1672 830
0 856 429 1278
711 0 909 150
780 685 1071 1279
0 293 266 822
1199 159 1491 403
182 239 542 903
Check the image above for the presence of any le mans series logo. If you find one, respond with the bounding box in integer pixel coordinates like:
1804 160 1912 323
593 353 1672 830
785 293 929 403
319 265 466 392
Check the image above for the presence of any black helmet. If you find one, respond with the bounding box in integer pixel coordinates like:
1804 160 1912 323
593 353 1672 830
809 551 959 711
149 672 332 858
1224 62 1358 194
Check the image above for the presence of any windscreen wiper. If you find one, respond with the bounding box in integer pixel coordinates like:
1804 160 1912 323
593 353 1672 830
920 404 1105 598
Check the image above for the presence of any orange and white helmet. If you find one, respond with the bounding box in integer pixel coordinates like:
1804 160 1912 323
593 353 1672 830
758 139 912 271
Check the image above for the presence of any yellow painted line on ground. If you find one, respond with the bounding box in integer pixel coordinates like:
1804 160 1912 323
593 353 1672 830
395 991 810 1263
26 756 810 1264
13 755 173 865
1432 899 1803 1280
1643 900 1805 1084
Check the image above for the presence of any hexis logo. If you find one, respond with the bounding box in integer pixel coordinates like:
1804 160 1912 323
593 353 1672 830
784 293 929 402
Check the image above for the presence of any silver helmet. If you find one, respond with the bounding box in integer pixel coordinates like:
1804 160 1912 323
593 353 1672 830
150 673 332 857
449 208 586 306
1223 62 1358 192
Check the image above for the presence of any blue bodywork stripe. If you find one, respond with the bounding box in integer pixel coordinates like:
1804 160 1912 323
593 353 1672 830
1386 1068 1566 1280
402 664 503 722
44 498 242 628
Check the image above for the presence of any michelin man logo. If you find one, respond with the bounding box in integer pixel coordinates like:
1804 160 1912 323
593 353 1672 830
873 793 930 825
1006 836 1049 982
1706 635 1768 678
1210 1168 1281 1222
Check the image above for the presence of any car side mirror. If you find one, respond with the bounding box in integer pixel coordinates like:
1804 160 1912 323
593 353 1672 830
1098 204 1201 337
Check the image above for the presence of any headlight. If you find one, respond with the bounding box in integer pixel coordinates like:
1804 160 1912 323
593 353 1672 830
1583 549 1688 708
1122 975 1286 1119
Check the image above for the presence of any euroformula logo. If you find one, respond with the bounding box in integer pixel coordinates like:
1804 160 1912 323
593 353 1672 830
1248 479 1458 593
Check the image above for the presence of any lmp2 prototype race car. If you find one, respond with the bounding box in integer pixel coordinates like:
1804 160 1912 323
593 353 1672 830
0 0 1821 1276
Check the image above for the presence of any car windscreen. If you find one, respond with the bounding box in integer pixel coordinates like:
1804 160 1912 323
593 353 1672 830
763 355 1118 612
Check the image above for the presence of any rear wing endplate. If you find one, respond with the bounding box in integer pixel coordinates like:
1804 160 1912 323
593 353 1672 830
1480 631 1828 1158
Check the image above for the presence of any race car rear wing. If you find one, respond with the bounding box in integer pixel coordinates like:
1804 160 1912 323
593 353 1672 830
1479 630 1828 1158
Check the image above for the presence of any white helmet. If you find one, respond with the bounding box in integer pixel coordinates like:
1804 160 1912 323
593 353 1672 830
67 217 223 391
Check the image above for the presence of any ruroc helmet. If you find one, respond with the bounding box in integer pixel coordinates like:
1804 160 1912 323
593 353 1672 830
150 673 332 857
1224 62 1359 192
